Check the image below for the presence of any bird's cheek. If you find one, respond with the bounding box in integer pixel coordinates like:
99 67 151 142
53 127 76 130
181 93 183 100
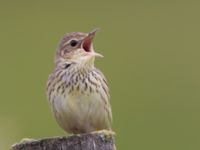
62 52 72 60
61 50 67 57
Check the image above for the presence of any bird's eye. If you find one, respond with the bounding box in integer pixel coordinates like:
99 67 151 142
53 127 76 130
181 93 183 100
70 40 78 47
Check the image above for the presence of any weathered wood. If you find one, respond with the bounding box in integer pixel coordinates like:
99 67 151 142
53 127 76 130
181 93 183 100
11 133 116 150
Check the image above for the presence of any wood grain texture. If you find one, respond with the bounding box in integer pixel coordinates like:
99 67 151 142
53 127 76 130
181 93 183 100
11 133 116 150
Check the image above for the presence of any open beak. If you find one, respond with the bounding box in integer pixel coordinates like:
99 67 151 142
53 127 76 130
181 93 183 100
81 28 103 58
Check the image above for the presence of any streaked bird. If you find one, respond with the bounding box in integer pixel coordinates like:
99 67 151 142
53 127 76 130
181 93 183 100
47 29 112 134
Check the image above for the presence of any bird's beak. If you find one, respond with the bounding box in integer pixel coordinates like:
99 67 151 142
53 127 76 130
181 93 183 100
81 28 103 58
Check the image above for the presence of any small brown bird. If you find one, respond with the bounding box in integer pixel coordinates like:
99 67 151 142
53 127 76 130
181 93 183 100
47 29 112 134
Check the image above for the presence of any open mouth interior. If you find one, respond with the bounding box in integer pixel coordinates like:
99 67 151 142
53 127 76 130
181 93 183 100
82 38 92 52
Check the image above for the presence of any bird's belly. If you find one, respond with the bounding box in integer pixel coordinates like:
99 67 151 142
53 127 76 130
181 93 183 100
52 92 108 133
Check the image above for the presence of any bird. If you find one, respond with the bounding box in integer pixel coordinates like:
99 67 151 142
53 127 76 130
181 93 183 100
46 29 113 134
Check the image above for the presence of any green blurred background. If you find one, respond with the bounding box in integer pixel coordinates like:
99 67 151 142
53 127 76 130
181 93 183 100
0 0 200 149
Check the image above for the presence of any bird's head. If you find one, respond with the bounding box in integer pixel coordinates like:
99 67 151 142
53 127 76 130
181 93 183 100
55 28 103 68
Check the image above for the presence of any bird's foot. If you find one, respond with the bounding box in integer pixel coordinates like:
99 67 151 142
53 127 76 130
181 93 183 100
20 138 36 143
91 129 115 142
92 129 115 136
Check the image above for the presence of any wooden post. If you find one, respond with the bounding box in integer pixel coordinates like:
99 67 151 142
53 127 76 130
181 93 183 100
11 132 116 150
